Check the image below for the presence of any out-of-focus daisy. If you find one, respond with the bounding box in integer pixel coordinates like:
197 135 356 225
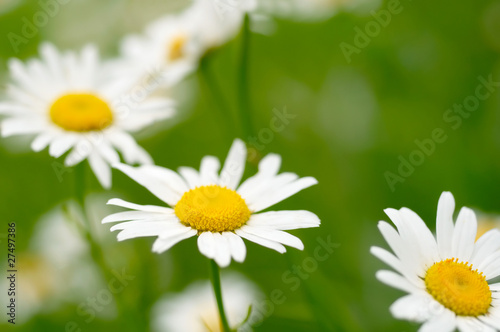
371 192 500 331
0 43 175 188
0 206 103 325
151 273 263 332
103 139 320 267
120 0 257 86
475 211 500 240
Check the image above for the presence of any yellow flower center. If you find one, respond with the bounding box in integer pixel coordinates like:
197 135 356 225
50 93 113 132
168 34 187 62
425 258 492 316
174 185 251 233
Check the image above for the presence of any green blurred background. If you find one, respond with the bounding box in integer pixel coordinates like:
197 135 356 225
1 0 500 331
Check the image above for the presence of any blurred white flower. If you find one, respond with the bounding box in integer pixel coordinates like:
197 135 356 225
0 205 102 325
151 273 264 332
0 42 175 188
120 0 257 87
103 139 320 267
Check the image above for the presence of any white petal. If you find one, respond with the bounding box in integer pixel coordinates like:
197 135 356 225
418 310 456 332
102 210 173 224
457 317 496 332
107 130 153 165
490 283 500 292
246 210 320 230
39 42 64 87
199 155 220 185
477 251 500 280
237 153 281 195
152 227 197 253
97 139 121 165
64 139 93 167
375 270 420 294
479 315 500 330
178 166 201 189
212 232 232 267
0 102 32 115
235 228 286 253
451 207 477 262
198 232 216 259
242 172 298 206
49 135 78 158
139 164 190 196
31 132 56 152
389 293 434 322
470 229 500 268
115 222 175 241
223 232 246 263
88 151 112 189
239 225 304 250
1 117 46 137
436 192 455 259
219 139 246 190
113 163 186 206
249 176 318 212
377 220 423 286
8 58 45 100
398 207 439 269
370 246 404 276
107 198 172 213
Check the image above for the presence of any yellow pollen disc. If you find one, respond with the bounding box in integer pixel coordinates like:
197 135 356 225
174 185 251 233
168 35 187 62
50 93 113 132
425 258 492 316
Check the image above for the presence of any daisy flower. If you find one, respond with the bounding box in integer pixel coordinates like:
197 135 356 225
151 273 263 332
120 0 256 87
0 43 175 188
102 139 320 267
371 192 500 331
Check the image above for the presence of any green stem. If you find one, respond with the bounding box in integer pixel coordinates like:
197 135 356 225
237 14 254 139
199 55 236 139
210 260 232 332
72 164 129 327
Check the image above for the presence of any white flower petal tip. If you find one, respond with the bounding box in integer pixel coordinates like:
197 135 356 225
373 192 500 330
103 140 318 266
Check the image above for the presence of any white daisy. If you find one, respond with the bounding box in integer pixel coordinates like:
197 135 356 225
120 0 256 87
102 138 320 267
0 42 175 188
371 192 500 332
151 273 263 332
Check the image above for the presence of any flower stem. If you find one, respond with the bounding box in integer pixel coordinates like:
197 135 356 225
72 164 128 325
199 55 237 140
210 259 232 332
237 14 254 139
